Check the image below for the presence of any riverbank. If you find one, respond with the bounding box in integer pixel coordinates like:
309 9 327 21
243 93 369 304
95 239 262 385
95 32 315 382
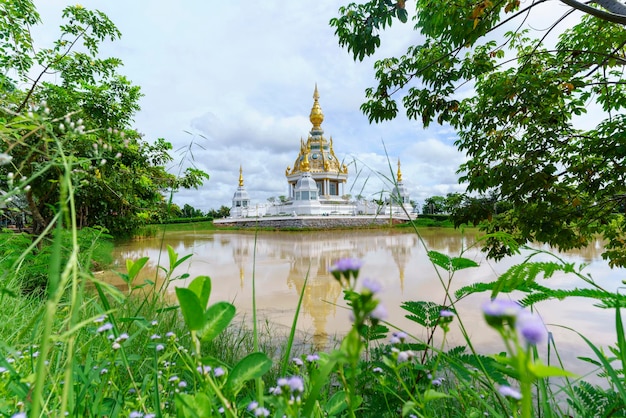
134 216 458 238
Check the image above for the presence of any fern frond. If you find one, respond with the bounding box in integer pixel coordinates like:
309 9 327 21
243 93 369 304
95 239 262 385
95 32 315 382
401 300 451 328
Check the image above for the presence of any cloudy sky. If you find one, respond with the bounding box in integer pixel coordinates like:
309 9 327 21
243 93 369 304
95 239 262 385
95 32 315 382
31 1 579 212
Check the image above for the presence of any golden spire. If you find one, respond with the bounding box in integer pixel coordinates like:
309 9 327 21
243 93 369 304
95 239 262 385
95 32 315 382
309 84 324 130
397 159 403 183
239 165 244 187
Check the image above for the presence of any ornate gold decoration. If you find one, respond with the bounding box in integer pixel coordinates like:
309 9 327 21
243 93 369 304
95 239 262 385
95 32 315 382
397 159 403 183
309 83 324 130
301 151 311 172
286 86 347 179
239 165 244 187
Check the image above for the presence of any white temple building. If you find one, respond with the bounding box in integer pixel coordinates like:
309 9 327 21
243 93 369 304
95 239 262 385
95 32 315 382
229 86 415 219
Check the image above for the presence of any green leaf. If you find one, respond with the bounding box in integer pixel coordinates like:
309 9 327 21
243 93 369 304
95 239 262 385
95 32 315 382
175 392 211 418
199 301 236 342
126 257 149 284
422 389 451 402
188 275 212 309
324 390 348 416
167 245 178 271
616 306 626 375
528 362 576 379
225 352 272 397
402 401 417 416
427 251 477 271
450 257 479 270
397 8 408 23
175 287 205 331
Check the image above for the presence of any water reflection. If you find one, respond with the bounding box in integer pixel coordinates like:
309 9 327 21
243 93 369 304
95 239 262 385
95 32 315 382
110 229 624 374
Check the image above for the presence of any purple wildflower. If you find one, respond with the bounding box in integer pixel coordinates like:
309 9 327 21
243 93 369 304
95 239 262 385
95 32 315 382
440 309 454 318
287 376 304 393
179 381 187 388
254 407 270 417
330 258 363 273
499 385 522 400
292 357 303 366
97 323 113 333
247 401 259 411
482 299 522 328
197 365 211 375
397 351 411 363
390 331 407 344
370 304 388 321
330 258 363 282
277 376 304 393
213 367 225 377
517 311 548 345
362 278 382 294
155 344 165 352
306 353 320 362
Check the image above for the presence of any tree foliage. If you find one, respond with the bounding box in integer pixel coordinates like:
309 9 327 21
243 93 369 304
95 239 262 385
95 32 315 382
0 2 208 236
332 0 626 266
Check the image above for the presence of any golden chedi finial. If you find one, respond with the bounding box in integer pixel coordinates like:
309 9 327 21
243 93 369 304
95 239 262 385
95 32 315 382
309 83 324 130
239 165 244 187
397 159 403 183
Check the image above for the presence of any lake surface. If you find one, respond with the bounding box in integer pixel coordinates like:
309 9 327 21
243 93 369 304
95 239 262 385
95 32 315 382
110 228 623 378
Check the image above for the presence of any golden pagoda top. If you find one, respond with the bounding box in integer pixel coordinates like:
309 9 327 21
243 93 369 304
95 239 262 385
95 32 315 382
239 165 244 187
286 85 348 178
309 83 324 130
397 159 403 183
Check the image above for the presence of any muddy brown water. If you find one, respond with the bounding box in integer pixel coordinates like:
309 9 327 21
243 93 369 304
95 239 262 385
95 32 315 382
108 228 624 382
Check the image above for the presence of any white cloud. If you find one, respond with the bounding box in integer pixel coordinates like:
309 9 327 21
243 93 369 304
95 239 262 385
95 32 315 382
33 0 468 212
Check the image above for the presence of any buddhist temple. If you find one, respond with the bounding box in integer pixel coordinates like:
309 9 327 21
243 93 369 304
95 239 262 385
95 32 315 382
223 85 416 223
286 84 349 205
230 165 250 218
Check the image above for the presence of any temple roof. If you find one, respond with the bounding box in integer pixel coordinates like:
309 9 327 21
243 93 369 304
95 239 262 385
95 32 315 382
286 85 348 179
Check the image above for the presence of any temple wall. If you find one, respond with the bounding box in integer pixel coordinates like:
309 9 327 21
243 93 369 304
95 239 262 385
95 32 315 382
214 215 409 229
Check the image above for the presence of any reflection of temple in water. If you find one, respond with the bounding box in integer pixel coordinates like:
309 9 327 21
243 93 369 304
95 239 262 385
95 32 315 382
226 231 418 346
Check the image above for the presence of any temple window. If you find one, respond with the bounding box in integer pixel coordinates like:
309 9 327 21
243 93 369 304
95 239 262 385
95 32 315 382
329 182 337 195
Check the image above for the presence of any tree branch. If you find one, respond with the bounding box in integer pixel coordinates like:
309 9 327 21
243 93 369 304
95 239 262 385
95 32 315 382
560 0 626 25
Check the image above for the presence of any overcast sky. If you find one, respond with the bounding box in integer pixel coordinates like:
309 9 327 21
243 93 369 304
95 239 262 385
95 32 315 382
31 1 580 212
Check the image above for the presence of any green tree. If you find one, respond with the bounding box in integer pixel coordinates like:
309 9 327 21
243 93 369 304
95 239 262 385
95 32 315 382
332 1 626 266
181 203 204 218
0 2 208 236
443 193 464 215
422 196 446 214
